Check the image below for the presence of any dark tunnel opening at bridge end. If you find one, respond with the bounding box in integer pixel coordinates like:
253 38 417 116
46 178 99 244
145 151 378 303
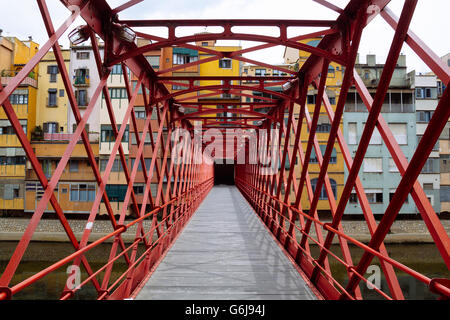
214 162 235 185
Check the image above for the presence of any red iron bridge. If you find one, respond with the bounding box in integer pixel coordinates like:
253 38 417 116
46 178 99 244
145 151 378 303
0 0 449 300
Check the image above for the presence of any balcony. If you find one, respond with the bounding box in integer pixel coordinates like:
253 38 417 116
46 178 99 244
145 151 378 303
44 133 81 142
1 69 38 88
73 75 90 87
0 164 26 178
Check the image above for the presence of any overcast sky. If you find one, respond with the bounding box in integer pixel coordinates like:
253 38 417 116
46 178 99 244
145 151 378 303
1 0 449 73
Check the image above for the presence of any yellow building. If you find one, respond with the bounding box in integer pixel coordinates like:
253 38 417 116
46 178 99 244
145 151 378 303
36 49 70 134
284 37 345 213
0 36 39 213
197 39 242 120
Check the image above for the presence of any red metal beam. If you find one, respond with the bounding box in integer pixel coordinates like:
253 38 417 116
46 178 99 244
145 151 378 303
381 6 450 84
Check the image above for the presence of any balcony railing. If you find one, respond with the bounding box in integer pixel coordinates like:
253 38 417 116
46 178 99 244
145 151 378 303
44 133 81 142
1 69 37 88
43 132 99 143
1 69 37 80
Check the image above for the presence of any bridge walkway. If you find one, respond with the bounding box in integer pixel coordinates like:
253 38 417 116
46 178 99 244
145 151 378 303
135 185 317 300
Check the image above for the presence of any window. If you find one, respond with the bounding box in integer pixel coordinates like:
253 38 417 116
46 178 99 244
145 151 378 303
146 56 160 68
100 159 124 172
9 89 28 105
201 42 209 46
388 158 399 172
0 126 14 135
173 53 198 65
72 123 89 134
134 107 146 119
75 90 88 106
425 88 432 98
42 159 52 178
43 122 59 133
70 184 95 202
363 158 382 172
59 89 65 97
101 125 129 143
172 81 188 90
329 97 336 105
255 69 266 76
310 145 337 164
417 111 433 123
389 123 407 145
278 153 297 170
108 88 127 99
69 160 79 172
219 59 232 69
47 65 58 82
415 88 424 98
48 89 57 107
307 94 316 104
111 64 123 74
389 189 408 203
104 185 128 202
76 52 90 60
418 136 439 151
74 68 89 85
2 184 21 200
366 189 383 204
133 184 145 195
0 156 26 165
421 158 438 173
131 132 154 145
369 127 382 145
423 183 434 190
317 123 331 133
349 192 358 204
131 158 152 171
348 123 357 144
311 178 337 200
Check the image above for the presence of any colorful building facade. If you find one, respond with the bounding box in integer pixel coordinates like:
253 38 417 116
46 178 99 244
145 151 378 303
409 72 441 213
284 37 345 213
343 54 417 215
0 36 39 213
36 49 70 135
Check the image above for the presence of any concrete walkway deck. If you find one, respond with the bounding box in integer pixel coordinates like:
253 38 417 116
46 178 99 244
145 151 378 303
135 185 317 300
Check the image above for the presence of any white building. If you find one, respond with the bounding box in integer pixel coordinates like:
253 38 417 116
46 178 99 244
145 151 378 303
68 42 103 141
409 71 441 212
99 64 130 157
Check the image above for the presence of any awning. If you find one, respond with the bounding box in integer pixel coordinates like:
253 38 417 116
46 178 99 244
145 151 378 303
173 47 198 57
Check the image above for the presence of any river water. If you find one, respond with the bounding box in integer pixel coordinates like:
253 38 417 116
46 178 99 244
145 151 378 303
0 242 448 300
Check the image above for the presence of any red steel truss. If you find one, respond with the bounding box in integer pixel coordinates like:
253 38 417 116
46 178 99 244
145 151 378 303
0 0 449 300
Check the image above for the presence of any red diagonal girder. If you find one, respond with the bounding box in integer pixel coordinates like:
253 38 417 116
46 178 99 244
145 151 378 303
311 0 418 298
318 87 404 299
0 1 105 294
